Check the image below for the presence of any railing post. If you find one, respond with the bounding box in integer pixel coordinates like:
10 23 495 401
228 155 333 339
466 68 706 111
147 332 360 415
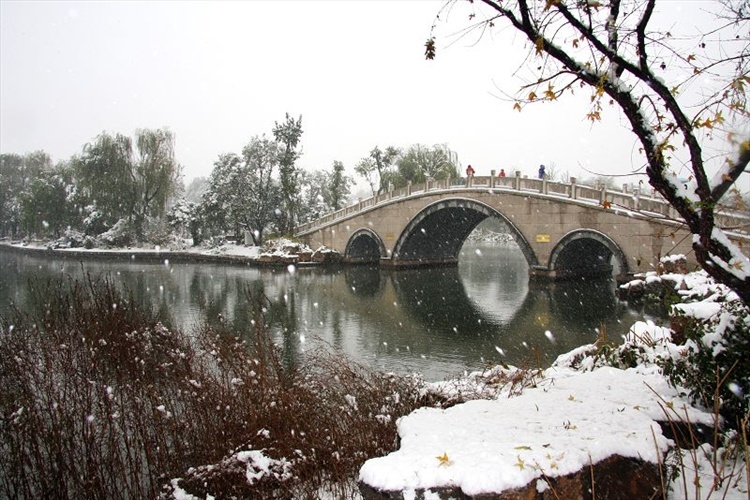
633 188 640 210
490 170 496 188
514 171 521 191
600 186 607 205
540 178 547 194
406 181 412 196
358 198 362 211
570 177 577 199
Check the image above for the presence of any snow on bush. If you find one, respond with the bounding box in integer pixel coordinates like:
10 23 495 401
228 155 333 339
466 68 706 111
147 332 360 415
97 218 132 247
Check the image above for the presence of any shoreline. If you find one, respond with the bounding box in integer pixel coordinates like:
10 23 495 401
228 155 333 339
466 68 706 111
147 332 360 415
0 241 323 268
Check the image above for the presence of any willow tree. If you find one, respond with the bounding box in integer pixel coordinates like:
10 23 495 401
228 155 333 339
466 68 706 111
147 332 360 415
75 128 180 241
397 144 461 186
427 0 750 305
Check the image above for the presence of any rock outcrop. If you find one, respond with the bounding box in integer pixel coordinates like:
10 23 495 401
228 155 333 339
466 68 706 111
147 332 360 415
359 455 662 500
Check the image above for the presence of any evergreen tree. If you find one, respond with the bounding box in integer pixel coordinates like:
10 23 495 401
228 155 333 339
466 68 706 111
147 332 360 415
327 160 351 211
272 113 303 234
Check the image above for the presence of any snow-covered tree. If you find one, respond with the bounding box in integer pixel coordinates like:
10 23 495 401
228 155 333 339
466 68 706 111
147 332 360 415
19 165 76 238
326 160 352 211
297 162 353 222
131 129 182 238
298 169 330 223
273 113 303 235
166 198 201 244
396 144 460 187
0 151 53 238
73 128 181 242
427 0 750 305
203 137 280 246
355 146 401 196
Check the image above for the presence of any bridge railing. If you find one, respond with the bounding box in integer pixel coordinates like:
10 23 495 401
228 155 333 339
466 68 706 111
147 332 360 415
295 173 750 235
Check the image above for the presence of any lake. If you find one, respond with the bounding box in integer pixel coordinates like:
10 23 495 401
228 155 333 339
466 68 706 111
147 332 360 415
0 243 655 381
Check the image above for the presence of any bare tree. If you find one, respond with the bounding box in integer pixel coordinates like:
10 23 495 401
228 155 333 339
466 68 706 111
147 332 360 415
427 0 750 305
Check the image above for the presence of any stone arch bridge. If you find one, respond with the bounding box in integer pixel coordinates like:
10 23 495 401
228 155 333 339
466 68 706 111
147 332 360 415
295 175 750 280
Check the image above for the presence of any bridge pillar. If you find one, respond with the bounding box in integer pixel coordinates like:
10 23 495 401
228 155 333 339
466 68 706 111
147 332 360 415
570 177 578 199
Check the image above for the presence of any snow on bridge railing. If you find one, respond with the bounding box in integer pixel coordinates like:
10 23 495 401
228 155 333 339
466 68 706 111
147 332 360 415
294 172 749 235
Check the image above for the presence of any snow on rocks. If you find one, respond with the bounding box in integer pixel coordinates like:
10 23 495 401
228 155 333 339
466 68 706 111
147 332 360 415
358 363 714 498
256 238 341 265
168 448 295 500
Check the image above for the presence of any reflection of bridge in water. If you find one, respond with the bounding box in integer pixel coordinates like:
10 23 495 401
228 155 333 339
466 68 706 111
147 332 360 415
340 261 638 368
297 176 750 280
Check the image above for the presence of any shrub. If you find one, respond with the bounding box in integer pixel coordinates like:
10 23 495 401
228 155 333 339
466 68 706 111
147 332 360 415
607 272 749 432
0 277 425 499
668 299 750 428
97 218 132 247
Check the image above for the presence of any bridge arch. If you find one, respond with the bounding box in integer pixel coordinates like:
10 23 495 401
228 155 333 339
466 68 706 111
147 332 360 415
344 228 386 263
548 229 629 279
391 198 539 267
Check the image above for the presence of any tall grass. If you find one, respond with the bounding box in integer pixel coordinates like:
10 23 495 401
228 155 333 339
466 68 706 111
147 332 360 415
0 275 425 498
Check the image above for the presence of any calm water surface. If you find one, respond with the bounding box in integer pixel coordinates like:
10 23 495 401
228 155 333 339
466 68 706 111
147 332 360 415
0 244 655 381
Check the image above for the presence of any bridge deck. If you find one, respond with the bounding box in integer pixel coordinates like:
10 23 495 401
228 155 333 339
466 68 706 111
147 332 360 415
296 175 749 237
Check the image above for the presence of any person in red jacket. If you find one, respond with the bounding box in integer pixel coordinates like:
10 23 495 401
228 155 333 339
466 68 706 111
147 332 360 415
465 165 475 186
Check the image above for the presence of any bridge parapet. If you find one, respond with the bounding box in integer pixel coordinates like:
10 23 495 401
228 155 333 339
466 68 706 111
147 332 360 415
296 175 749 236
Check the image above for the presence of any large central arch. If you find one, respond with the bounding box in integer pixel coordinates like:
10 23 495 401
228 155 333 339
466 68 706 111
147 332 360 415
390 198 539 268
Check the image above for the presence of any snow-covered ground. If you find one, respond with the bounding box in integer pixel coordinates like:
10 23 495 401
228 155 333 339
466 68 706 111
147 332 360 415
356 269 749 499
358 342 726 497
6 238 311 261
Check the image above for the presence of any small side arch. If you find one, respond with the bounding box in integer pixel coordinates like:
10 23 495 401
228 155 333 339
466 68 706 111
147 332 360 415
549 229 629 278
344 228 386 263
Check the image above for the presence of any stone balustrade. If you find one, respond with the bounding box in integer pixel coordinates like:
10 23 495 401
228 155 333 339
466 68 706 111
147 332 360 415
295 174 749 236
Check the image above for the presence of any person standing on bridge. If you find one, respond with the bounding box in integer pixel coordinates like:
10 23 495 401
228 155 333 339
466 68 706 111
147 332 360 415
538 164 546 180
498 169 506 178
465 165 475 187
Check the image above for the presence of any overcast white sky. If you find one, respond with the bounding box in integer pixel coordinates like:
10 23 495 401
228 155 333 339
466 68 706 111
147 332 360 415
0 0 744 192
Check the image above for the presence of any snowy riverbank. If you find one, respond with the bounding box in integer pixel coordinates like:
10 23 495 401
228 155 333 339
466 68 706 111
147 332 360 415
355 269 749 499
3 240 747 498
0 238 340 267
